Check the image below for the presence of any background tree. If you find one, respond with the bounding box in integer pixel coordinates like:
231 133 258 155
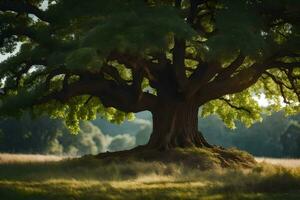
281 122 300 157
0 113 138 155
0 114 61 153
1 110 300 157
0 0 300 150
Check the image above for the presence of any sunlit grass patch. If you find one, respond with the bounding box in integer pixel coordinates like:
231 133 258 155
0 153 300 200
1 178 300 200
256 158 300 168
0 153 66 164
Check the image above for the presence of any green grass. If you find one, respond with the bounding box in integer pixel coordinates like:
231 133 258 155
0 153 300 200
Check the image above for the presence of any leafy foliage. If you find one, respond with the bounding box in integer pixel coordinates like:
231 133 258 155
0 0 300 135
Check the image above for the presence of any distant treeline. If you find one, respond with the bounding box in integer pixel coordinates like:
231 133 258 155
200 112 300 158
0 111 299 157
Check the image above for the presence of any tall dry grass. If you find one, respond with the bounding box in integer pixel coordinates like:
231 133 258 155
256 157 300 168
0 153 300 200
0 153 67 164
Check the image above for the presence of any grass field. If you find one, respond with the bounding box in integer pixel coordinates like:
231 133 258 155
0 153 300 200
256 157 300 168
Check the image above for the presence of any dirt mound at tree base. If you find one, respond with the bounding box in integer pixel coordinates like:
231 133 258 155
94 147 257 170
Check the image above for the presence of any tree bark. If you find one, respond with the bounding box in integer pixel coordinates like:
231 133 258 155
147 101 212 150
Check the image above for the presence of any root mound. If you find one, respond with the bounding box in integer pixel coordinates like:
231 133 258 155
93 146 256 170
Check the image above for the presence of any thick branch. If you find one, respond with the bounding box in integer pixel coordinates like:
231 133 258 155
102 65 129 86
216 53 246 81
108 51 159 84
186 61 222 99
132 67 145 102
172 0 188 91
194 54 300 105
187 0 198 24
37 78 157 113
173 38 187 91
266 61 300 70
196 63 264 105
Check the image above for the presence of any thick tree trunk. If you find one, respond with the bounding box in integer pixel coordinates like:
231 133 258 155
147 101 212 150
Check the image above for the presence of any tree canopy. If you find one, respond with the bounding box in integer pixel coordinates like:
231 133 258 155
0 0 300 137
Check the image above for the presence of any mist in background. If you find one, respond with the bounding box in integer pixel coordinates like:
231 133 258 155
0 111 299 157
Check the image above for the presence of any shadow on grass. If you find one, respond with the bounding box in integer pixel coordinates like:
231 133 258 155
0 179 300 200
0 153 300 200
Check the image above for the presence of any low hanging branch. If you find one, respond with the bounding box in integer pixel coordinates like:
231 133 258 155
37 72 158 113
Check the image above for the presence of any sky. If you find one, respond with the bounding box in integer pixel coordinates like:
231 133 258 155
0 43 21 62
0 1 48 63
0 54 10 63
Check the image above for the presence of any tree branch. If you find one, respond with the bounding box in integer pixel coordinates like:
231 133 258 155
266 61 300 70
285 69 300 102
108 51 159 84
263 72 291 104
173 37 188 91
264 71 293 90
219 97 251 114
37 77 157 113
216 53 245 81
101 65 129 86
196 63 264 105
186 61 222 99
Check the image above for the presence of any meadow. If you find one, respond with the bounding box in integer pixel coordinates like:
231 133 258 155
0 153 300 200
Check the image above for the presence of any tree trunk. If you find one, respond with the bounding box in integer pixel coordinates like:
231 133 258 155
147 101 212 150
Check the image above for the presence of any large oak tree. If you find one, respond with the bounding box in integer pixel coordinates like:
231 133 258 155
0 0 300 150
